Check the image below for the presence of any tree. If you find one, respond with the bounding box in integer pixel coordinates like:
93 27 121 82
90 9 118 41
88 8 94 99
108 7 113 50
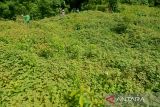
0 0 65 19
65 0 87 11
108 0 119 12
0 1 16 19
154 0 160 6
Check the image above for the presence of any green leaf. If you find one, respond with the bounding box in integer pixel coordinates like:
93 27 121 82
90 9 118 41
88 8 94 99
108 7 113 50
70 90 79 97
80 85 85 93
79 95 84 107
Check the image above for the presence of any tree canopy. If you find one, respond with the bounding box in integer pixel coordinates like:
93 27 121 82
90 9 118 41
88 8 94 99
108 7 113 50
0 0 159 20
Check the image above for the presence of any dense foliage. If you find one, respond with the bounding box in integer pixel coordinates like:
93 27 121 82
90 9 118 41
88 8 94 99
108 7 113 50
108 0 119 12
0 4 160 106
0 0 160 19
0 0 64 19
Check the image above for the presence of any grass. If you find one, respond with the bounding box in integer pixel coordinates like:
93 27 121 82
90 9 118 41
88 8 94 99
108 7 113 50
0 5 160 107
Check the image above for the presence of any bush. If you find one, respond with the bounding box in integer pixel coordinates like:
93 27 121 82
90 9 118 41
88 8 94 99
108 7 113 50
112 22 128 34
82 4 97 10
108 0 119 12
96 5 107 12
0 0 64 19
0 5 160 106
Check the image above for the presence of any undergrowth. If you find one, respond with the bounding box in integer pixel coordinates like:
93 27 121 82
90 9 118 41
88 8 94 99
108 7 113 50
0 5 160 107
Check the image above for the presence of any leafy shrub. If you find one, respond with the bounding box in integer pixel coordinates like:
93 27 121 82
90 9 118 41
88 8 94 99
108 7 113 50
67 85 92 107
96 5 107 12
82 4 97 10
108 0 119 12
65 44 83 59
112 22 128 34
148 37 160 47
83 45 99 59
0 0 64 19
0 5 160 106
120 0 148 4
35 43 53 59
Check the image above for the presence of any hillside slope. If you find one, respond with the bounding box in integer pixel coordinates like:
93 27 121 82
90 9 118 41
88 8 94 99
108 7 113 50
0 5 160 107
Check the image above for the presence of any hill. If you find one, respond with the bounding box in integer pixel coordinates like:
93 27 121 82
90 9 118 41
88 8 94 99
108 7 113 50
0 5 160 107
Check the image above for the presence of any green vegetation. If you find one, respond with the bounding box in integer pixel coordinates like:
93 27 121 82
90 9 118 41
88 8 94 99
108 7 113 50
0 4 160 107
0 0 160 19
108 0 119 12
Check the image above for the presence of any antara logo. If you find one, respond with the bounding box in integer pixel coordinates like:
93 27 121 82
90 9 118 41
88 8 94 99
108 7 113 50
105 95 145 105
116 96 144 102
106 95 115 105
